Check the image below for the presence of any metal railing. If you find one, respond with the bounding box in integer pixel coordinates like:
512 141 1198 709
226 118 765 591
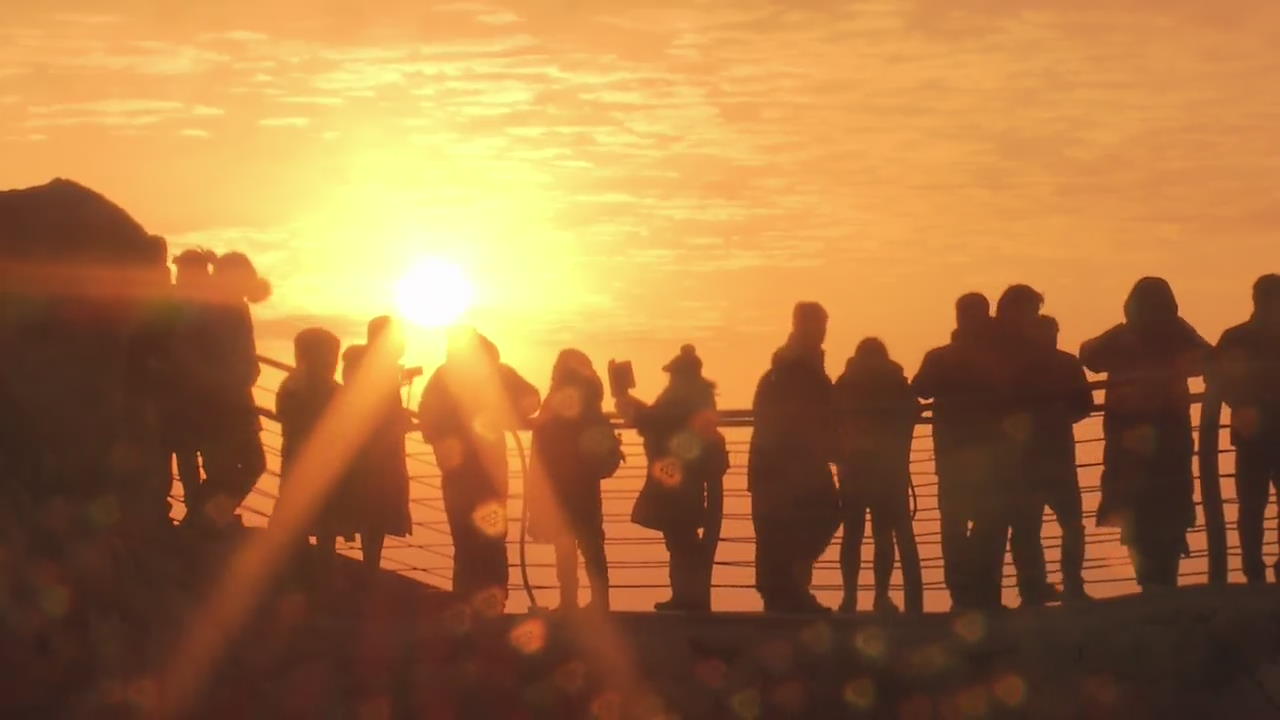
166 355 1269 613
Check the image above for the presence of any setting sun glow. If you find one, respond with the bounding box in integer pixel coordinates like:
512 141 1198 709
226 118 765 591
396 258 475 329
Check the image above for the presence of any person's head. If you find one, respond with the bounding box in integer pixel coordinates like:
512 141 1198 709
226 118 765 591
173 248 215 290
996 284 1044 321
1034 315 1060 350
954 292 991 333
663 344 704 380
552 348 598 387
1123 277 1178 328
791 301 828 349
294 327 340 379
366 315 405 360
852 337 890 364
1252 273 1280 324
446 326 500 367
212 251 272 303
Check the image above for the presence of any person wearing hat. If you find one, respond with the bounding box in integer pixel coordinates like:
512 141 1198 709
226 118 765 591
617 344 728 612
748 302 840 613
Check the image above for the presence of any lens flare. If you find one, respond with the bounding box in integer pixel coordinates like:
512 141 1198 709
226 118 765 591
395 257 475 328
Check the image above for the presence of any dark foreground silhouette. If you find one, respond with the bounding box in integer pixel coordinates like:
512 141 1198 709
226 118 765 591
6 178 1280 717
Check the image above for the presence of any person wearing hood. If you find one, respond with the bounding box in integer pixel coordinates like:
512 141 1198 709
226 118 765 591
419 328 541 612
749 302 840 613
528 349 622 611
619 344 728 612
188 251 270 529
341 316 413 569
912 292 1005 610
1211 274 1280 585
833 338 923 615
1081 277 1209 590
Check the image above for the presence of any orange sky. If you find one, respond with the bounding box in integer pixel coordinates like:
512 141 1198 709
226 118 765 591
4 0 1280 403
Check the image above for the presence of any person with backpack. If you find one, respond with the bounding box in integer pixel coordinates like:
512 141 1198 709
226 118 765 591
619 345 728 612
528 349 623 611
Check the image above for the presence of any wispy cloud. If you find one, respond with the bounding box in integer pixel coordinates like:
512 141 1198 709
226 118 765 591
257 117 310 127
25 99 225 127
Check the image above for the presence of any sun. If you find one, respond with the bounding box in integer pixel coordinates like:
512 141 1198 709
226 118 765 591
396 257 475 328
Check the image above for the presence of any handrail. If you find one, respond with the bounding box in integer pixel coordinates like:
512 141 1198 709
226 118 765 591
250 352 1234 599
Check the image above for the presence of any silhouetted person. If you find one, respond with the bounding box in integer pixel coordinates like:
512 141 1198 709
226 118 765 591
189 251 270 528
834 338 923 615
276 327 353 567
1212 274 1280 584
419 329 540 612
1022 315 1094 601
528 350 622 611
620 345 728 612
749 302 840 613
342 316 413 569
168 248 216 511
1081 277 1209 591
995 284 1061 607
912 293 1005 609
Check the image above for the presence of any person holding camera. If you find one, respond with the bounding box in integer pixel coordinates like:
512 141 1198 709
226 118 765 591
616 345 727 612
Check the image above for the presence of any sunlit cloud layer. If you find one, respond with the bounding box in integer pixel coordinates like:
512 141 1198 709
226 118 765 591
3 0 1280 399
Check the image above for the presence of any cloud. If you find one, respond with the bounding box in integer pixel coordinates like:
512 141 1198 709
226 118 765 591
25 100 225 127
200 30 270 42
257 117 311 127
177 128 210 138
276 96 345 105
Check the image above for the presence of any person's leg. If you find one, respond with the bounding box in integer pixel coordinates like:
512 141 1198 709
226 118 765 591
936 461 972 609
968 492 1011 611
1009 485 1049 606
1047 474 1087 598
362 530 385 569
868 498 898 612
838 484 869 612
752 495 787 611
662 526 701 608
442 478 478 598
579 524 609 610
889 488 923 614
1235 447 1270 584
554 538 579 609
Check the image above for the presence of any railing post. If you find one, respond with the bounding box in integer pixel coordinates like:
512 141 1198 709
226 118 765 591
1198 388 1227 586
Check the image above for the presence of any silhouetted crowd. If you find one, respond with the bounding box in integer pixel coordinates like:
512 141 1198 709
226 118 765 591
48 245 1280 617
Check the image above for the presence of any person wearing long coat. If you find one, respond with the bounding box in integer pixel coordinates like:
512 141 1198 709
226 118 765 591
834 338 923 615
342 316 413 569
749 303 840 613
620 345 727 612
419 329 541 611
528 349 622 610
1080 277 1209 590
